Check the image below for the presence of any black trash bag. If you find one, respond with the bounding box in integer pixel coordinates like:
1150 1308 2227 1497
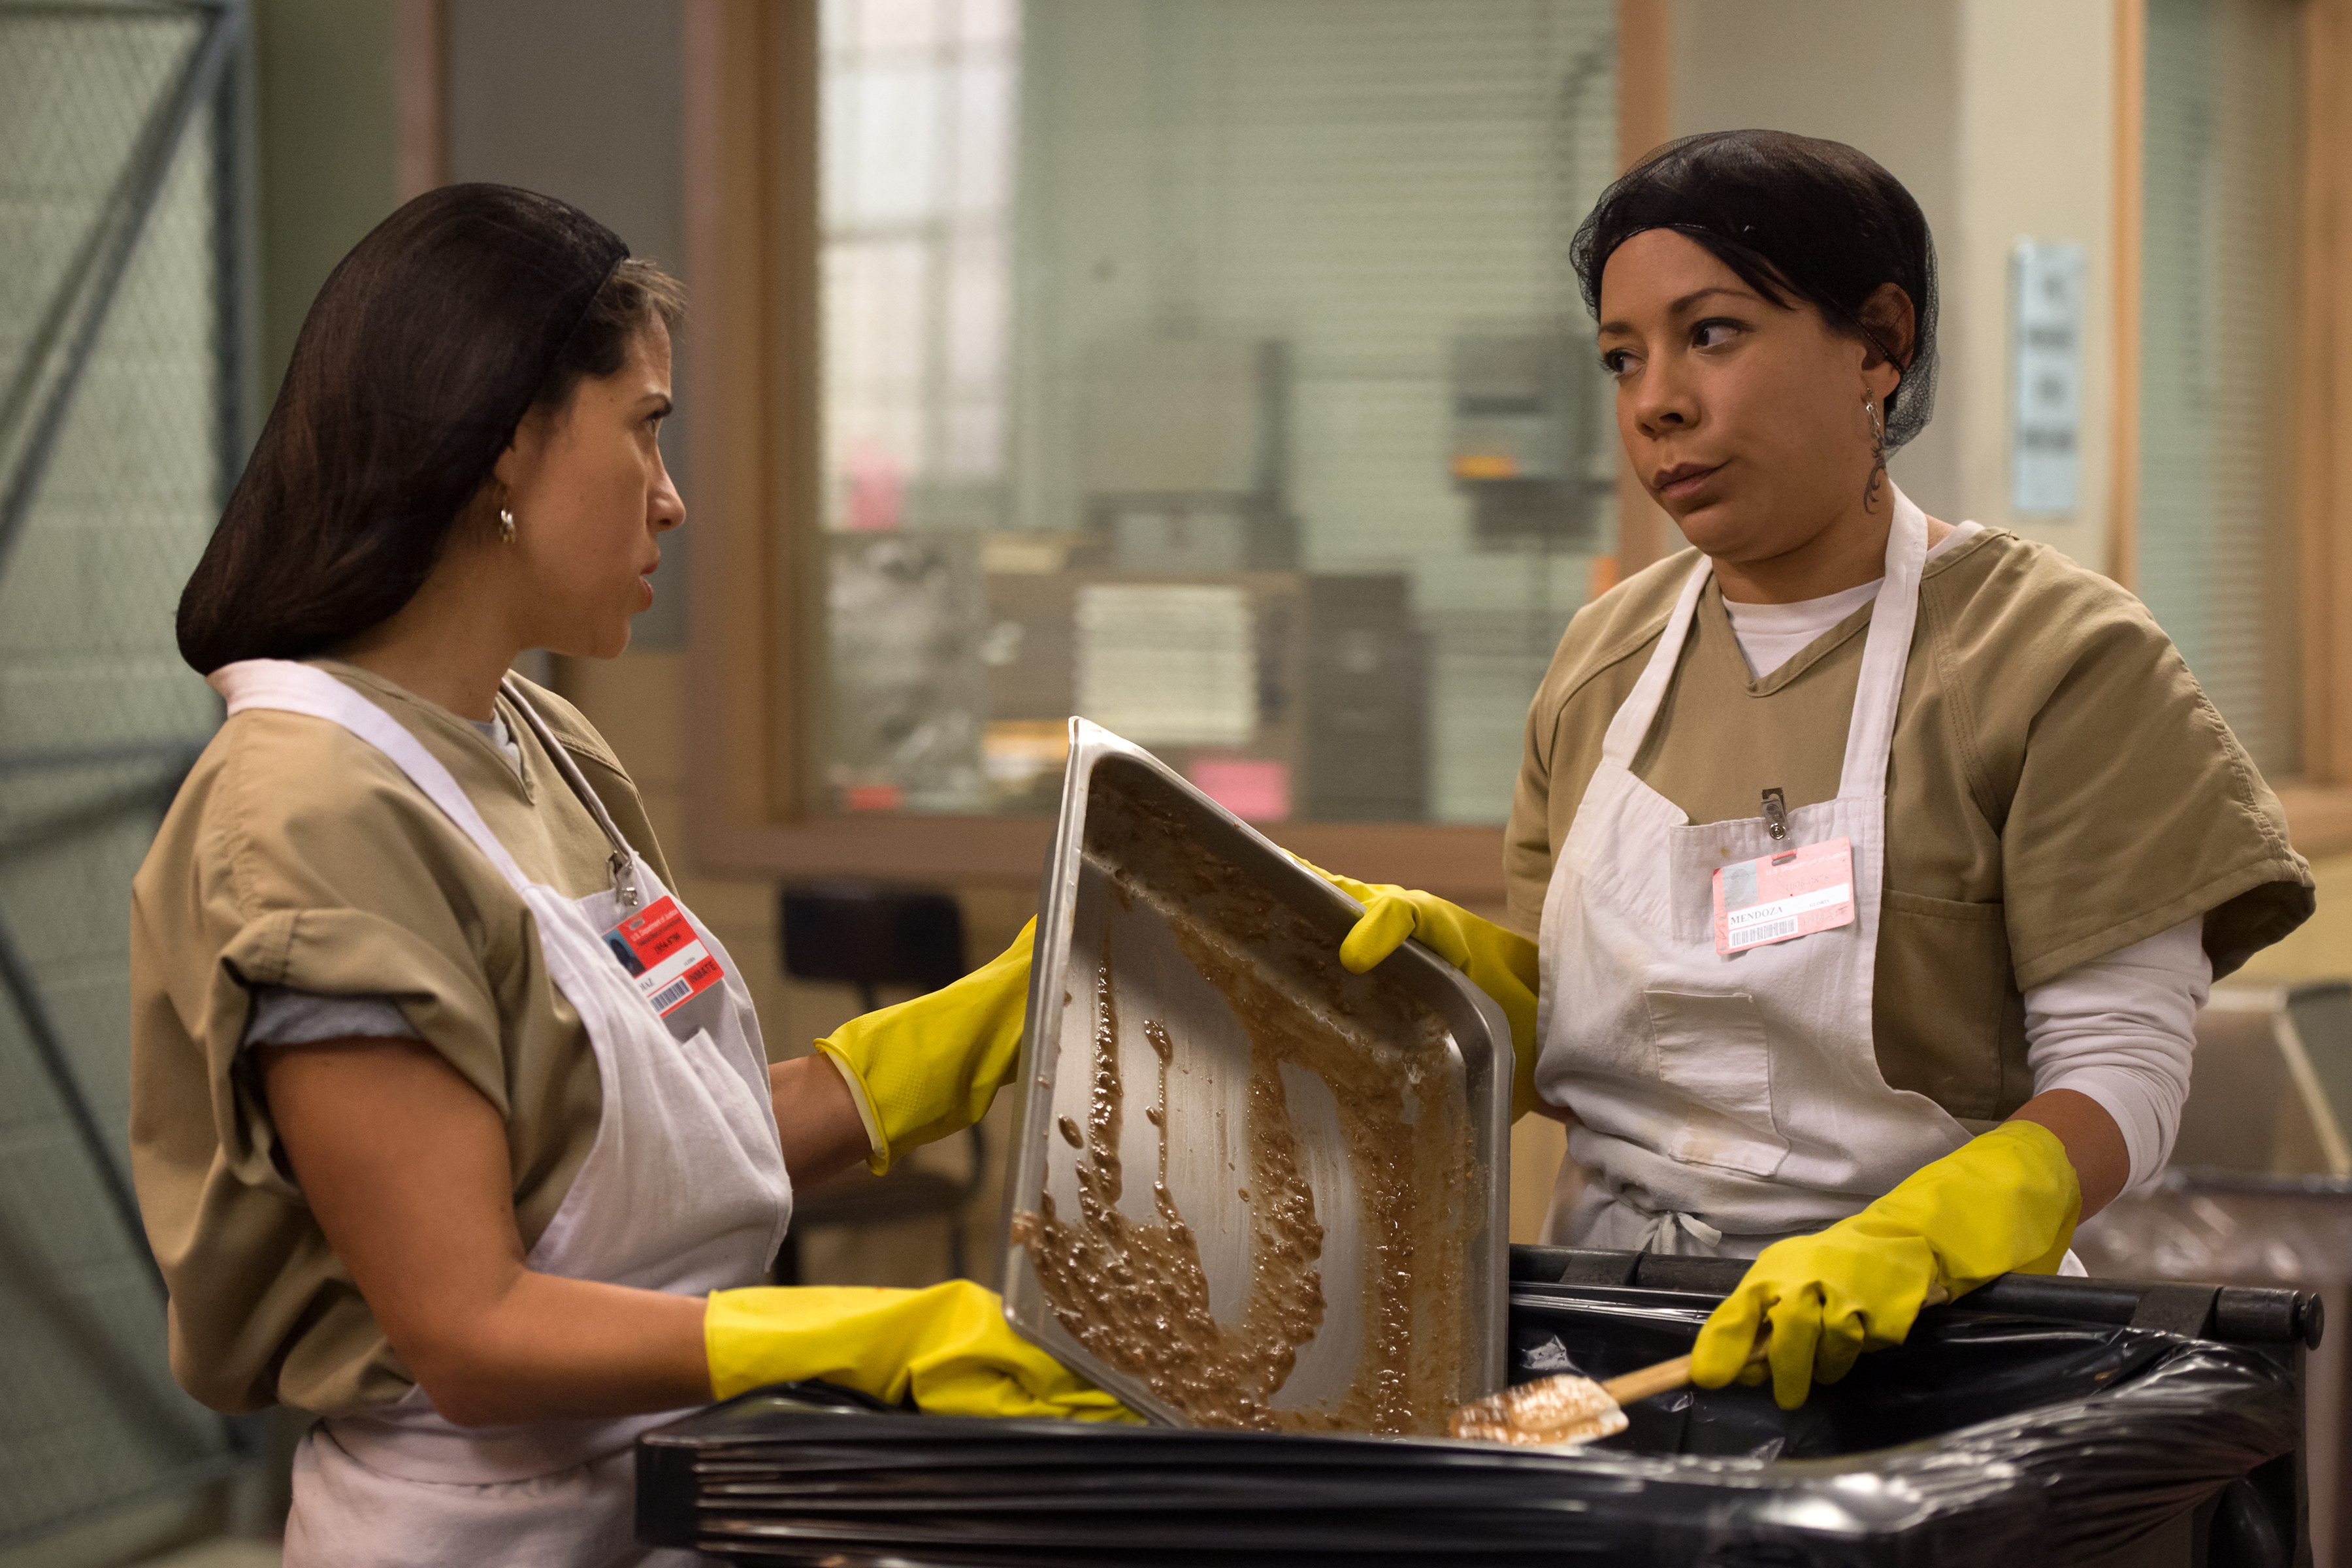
1510 1282 2180 1460
640 1288 2301 1568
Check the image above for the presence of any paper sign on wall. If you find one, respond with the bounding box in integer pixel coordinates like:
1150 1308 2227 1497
2012 240 2085 515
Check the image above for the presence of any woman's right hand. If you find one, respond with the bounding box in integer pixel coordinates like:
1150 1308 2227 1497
704 1279 1138 1422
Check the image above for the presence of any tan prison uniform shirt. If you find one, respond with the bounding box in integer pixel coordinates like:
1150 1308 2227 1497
129 662 675 1416
1505 528 2314 1122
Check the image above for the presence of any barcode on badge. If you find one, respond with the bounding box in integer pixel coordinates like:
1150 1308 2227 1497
606 894 728 1017
1729 917 1799 949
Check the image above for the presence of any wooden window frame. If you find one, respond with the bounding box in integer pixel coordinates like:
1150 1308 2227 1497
2112 0 2352 857
678 0 1674 896
392 0 448 203
2289 0 2352 853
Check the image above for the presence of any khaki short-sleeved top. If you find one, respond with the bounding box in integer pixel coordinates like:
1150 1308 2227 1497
129 662 674 1416
1505 529 2314 1122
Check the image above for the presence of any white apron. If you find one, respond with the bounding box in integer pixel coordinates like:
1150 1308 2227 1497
209 660 792 1568
1534 485 1979 1259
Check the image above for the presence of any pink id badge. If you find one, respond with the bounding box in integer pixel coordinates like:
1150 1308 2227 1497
603 894 727 1017
1712 836 1857 955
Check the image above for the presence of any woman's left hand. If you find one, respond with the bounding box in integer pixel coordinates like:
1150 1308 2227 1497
1690 1120 2082 1409
810 919 1036 1174
1291 858 1544 1121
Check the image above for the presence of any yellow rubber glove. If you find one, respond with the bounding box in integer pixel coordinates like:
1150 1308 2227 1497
1690 1120 2082 1411
814 919 1035 1173
705 1279 1140 1422
1293 858 1542 1121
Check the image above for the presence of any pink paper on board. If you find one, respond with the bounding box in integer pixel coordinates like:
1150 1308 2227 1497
1190 758 1292 822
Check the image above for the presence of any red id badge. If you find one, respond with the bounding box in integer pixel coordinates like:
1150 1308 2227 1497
603 895 726 1017
1712 836 1857 956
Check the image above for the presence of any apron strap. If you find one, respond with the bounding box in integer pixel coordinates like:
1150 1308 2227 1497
497 677 643 894
1596 483 1929 796
1834 484 1929 802
207 659 533 896
1598 555 1716 769
498 677 630 855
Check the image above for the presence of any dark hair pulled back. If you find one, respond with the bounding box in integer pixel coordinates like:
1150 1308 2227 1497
176 183 681 674
1571 129 1939 450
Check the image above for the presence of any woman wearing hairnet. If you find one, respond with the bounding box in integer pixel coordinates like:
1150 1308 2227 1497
1316 131 2313 1410
131 184 1127 1568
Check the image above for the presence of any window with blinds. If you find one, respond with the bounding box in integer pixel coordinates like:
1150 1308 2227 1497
2137 0 2304 775
817 0 1621 826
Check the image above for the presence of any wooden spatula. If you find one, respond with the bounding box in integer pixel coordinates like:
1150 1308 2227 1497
1450 1336 1769 1449
1455 1280 1952 1448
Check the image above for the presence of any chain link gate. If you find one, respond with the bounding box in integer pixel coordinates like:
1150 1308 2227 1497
0 0 254 1548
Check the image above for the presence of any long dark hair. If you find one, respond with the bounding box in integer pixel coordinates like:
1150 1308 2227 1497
1571 129 1939 451
176 183 679 674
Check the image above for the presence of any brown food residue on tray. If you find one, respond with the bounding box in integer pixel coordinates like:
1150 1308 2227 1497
1011 952 1326 1429
1012 826 1473 1436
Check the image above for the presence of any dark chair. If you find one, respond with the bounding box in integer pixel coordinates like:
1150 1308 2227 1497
773 879 987 1284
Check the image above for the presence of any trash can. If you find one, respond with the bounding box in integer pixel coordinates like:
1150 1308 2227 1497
637 1246 2316 1567
2072 977 2352 1566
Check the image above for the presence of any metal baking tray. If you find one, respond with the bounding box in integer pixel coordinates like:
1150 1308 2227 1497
998 720 1511 1435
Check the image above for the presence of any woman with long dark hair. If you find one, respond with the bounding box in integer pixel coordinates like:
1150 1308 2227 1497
134 184 1123 1567
1317 131 2313 1409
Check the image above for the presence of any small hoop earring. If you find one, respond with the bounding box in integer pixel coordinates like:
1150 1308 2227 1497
498 506 517 544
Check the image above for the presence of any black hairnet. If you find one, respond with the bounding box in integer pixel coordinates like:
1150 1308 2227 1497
178 183 627 674
1571 130 1939 451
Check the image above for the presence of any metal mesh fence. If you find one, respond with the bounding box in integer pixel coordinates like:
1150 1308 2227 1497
0 0 247 1547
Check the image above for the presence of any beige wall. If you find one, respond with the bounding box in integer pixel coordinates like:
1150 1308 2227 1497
1670 0 2119 566
446 0 692 649
1950 0 2117 568
1670 0 1964 522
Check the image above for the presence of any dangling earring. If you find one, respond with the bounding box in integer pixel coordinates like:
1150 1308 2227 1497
498 506 517 544
1861 393 1887 512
